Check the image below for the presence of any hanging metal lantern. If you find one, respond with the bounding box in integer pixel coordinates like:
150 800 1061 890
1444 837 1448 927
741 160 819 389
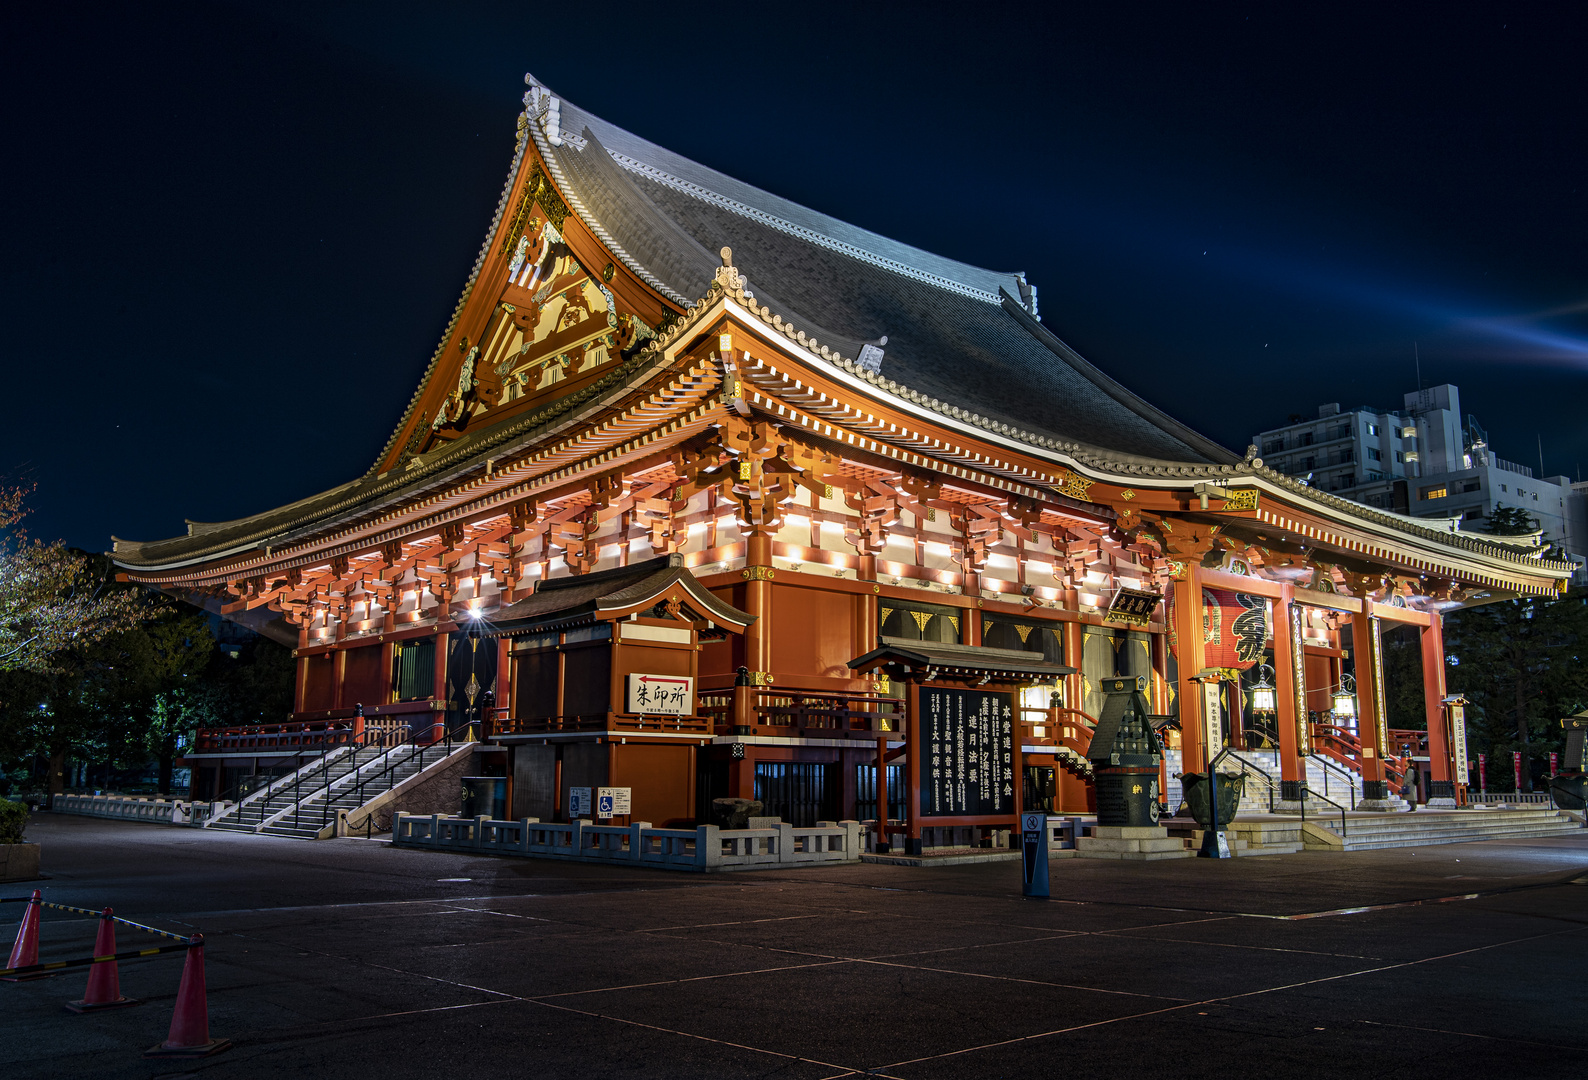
1332 672 1358 720
1248 663 1277 717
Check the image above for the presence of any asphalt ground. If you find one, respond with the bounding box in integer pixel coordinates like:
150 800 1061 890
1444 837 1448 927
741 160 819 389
4 813 1586 1079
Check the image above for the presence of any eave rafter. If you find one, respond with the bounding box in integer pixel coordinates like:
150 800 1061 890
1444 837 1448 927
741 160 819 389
131 355 725 593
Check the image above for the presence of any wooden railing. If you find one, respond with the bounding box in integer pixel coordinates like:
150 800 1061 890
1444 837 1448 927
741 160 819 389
193 720 357 754
192 713 427 754
494 712 712 736
697 688 905 737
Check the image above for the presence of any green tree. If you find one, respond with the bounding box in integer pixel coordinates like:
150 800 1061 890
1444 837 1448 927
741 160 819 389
1485 503 1540 537
0 484 145 673
1444 589 1588 790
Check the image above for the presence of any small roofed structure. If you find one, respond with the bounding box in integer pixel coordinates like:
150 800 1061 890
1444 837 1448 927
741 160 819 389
491 555 752 828
849 638 1078 854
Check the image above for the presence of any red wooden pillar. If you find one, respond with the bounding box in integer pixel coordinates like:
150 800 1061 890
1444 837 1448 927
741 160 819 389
1064 618 1084 719
332 647 347 711
495 636 513 735
1171 568 1208 773
1351 609 1391 802
1421 612 1456 803
431 629 449 742
1271 586 1309 801
744 529 773 677
856 553 879 660
293 652 308 715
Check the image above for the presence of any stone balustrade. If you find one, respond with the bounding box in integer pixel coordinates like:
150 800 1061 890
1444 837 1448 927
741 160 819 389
50 794 231 825
392 813 863 872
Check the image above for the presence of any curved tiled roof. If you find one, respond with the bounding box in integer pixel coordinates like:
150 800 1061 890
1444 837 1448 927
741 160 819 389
110 75 1574 591
533 80 1234 466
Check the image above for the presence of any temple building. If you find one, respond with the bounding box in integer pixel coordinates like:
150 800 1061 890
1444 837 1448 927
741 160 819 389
111 76 1572 849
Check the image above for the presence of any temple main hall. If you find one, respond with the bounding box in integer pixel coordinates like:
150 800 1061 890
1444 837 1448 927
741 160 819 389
112 76 1572 850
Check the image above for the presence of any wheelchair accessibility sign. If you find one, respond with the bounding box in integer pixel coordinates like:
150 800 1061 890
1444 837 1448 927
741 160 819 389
596 787 631 819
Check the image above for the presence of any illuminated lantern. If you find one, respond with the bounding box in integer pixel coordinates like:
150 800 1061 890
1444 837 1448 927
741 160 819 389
1248 664 1277 717
1332 673 1358 720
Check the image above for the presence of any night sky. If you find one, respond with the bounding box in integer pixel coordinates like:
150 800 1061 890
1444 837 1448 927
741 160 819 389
4 3 1586 554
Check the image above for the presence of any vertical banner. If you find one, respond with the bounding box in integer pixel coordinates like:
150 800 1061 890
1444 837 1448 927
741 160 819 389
1549 752 1559 777
1477 753 1487 793
1290 605 1309 755
1448 702 1469 781
1203 683 1223 762
1512 751 1523 791
1368 616 1388 764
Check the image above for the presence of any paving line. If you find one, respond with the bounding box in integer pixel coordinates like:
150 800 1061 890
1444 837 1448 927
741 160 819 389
1361 1019 1588 1053
869 922 1588 1071
531 959 853 1000
527 996 885 1079
852 957 1190 1002
1105 932 1385 961
856 932 1081 962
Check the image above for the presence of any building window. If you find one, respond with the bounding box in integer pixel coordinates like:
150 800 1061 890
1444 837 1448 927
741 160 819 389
1368 448 1382 461
1366 423 1379 436
1461 480 1480 493
1501 484 1508 492
880 600 962 644
1401 426 1416 439
1403 451 1418 462
1421 486 1448 501
1263 439 1284 454
393 638 436 702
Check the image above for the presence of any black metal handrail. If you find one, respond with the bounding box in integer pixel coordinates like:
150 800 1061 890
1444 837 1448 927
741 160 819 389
1301 786 1349 840
331 721 477 833
1209 747 1277 813
1308 753 1359 810
291 718 478 835
251 719 421 834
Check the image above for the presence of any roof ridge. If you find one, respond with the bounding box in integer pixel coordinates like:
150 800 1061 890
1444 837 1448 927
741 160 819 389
528 74 1023 306
606 149 1005 306
997 291 1240 467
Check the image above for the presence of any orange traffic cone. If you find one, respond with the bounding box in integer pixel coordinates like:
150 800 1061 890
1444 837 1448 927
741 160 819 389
145 935 230 1058
66 908 138 1012
2 889 43 982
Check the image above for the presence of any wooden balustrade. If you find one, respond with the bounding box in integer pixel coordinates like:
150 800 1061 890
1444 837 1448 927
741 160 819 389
697 688 904 738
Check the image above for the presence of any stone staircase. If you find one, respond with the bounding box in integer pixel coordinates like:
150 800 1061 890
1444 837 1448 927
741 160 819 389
1303 807 1584 851
207 740 464 839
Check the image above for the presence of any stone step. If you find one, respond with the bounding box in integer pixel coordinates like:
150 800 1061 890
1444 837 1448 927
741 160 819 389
1338 826 1581 851
1307 812 1582 850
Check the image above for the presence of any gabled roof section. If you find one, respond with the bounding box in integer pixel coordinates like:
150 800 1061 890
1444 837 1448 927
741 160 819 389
490 554 754 633
849 637 1078 680
526 76 1238 467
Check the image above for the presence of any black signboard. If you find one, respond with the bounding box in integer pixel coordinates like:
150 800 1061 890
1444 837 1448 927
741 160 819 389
920 688 1014 817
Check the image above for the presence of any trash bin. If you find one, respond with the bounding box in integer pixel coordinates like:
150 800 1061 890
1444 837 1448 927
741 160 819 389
462 777 506 820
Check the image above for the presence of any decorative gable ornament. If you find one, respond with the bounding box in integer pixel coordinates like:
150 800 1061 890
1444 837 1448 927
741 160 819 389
856 335 888 374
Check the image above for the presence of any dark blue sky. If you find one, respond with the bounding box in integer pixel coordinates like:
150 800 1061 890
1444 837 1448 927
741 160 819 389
4 2 1586 552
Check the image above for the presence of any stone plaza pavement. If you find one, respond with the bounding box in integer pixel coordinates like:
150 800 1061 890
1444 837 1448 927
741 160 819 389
5 813 1586 1079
